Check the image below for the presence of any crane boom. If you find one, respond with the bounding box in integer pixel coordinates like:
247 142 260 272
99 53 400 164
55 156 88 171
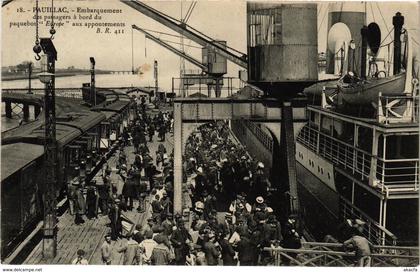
121 0 248 69
132 25 208 72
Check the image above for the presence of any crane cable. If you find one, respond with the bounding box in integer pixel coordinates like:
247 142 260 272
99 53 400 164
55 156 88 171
33 0 41 60
184 1 196 23
50 0 55 38
131 26 134 73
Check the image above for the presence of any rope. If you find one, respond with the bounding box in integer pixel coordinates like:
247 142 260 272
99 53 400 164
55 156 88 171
140 28 183 39
380 27 394 46
375 2 391 39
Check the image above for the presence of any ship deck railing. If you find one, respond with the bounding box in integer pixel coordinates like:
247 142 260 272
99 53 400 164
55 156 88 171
378 94 419 125
340 196 398 246
263 242 419 266
2 87 83 99
297 125 419 195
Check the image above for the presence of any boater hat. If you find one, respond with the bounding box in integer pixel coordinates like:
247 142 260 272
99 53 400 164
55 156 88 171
256 196 264 204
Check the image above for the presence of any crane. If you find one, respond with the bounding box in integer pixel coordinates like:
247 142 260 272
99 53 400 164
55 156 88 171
121 0 248 69
132 25 208 72
132 24 226 97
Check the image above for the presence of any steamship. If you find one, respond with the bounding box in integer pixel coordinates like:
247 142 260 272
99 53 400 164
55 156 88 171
233 3 419 246
295 7 419 245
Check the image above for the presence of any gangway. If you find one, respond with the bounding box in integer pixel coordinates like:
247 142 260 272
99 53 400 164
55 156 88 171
121 0 248 69
264 241 419 266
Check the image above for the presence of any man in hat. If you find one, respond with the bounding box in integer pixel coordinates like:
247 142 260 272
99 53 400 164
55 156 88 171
122 172 136 211
68 177 77 216
219 230 237 266
97 174 111 216
86 180 99 219
343 227 372 267
139 230 157 264
150 234 173 265
141 218 155 238
151 194 163 224
72 249 89 265
160 191 172 221
101 234 113 265
185 244 198 265
73 177 86 225
161 213 174 237
171 218 192 265
109 198 122 240
203 232 221 265
236 231 255 266
117 233 141 265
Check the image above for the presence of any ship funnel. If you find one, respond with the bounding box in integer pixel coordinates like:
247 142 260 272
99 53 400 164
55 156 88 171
328 22 352 75
367 22 381 57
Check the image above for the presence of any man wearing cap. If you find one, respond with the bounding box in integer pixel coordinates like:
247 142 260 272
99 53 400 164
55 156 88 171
203 232 221 265
171 219 192 265
343 228 372 267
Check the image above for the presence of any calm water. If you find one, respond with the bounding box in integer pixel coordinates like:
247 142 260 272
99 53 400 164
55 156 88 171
1 73 154 89
1 74 154 132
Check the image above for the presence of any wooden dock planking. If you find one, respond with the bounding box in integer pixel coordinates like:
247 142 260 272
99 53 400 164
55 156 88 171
23 133 173 264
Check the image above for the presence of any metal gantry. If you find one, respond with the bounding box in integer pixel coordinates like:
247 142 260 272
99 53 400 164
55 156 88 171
40 38 58 259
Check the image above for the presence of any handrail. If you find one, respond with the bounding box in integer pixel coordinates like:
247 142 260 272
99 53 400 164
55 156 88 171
262 243 419 266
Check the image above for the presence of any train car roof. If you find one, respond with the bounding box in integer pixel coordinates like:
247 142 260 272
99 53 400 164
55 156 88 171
92 100 131 112
2 97 106 147
1 143 44 181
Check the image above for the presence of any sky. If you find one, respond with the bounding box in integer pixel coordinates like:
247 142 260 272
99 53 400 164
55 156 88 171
1 0 419 89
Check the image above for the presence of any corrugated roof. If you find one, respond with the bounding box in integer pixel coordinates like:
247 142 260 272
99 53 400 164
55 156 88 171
1 143 44 181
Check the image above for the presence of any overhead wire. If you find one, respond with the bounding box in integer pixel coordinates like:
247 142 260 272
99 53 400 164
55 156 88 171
369 2 376 23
